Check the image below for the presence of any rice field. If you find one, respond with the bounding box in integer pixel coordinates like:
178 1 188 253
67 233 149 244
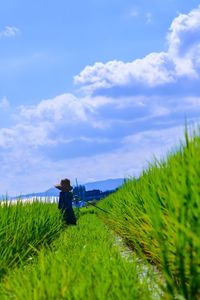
0 211 159 300
0 128 199 299
0 201 63 280
98 129 200 300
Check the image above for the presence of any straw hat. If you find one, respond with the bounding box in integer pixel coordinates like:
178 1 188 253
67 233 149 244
54 178 73 192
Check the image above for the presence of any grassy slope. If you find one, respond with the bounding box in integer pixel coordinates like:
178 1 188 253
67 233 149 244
98 130 200 299
0 211 159 300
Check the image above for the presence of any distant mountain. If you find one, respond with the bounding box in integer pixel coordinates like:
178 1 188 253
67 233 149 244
10 188 59 199
84 178 124 191
9 178 124 200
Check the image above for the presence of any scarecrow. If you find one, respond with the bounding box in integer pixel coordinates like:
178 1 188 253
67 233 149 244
55 178 76 225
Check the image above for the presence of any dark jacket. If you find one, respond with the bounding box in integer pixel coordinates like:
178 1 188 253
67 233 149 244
58 191 76 225
58 191 73 210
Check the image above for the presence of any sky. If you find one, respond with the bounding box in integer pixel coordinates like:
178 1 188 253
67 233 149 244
1 0 200 196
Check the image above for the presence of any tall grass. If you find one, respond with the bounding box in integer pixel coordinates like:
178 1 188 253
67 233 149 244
0 212 159 300
99 129 200 299
0 201 63 279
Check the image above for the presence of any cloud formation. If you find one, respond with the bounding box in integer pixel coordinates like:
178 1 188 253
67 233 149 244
1 6 200 195
19 94 88 123
74 6 200 94
168 6 200 76
0 26 20 38
74 53 175 94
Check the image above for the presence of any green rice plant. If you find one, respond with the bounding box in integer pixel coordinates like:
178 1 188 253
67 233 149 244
0 213 160 300
0 201 63 279
98 128 200 300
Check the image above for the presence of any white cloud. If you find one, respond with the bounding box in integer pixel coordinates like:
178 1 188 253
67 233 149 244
0 26 20 38
1 6 200 196
18 93 114 131
0 123 54 149
1 90 199 152
167 5 200 77
0 91 199 195
0 93 114 150
122 126 184 151
19 93 88 123
0 124 187 196
0 93 88 150
0 97 10 110
74 52 174 93
82 95 113 109
74 5 200 94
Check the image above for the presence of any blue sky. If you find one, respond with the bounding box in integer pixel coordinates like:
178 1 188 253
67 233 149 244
0 0 200 195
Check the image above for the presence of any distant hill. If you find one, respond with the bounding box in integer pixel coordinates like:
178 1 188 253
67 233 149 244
9 178 124 199
84 178 124 191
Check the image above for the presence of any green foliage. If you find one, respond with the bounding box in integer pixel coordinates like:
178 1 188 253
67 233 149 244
99 129 200 300
0 128 199 299
0 201 63 279
0 214 158 300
